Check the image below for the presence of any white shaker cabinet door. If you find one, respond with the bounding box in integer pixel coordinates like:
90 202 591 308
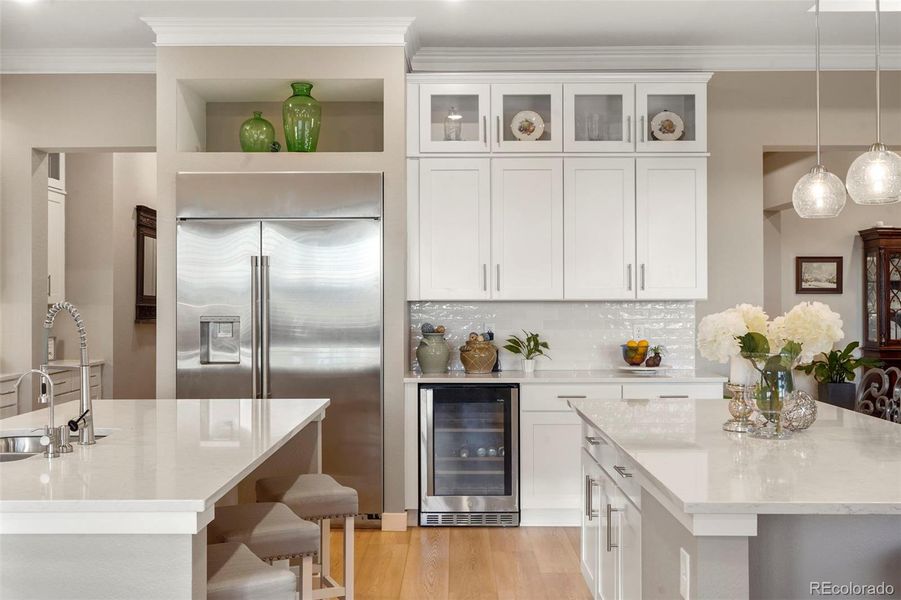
521 410 582 522
564 158 636 300
418 158 491 300
635 157 707 300
47 189 66 304
620 495 642 600
491 158 564 300
581 449 603 598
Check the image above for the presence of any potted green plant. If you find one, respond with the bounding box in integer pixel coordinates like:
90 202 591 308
503 330 550 373
796 341 882 410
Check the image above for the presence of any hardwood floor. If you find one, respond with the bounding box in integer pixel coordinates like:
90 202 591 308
328 526 592 600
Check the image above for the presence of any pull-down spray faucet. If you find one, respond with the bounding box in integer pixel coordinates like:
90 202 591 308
43 302 95 445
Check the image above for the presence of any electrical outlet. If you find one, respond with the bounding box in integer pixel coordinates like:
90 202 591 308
633 325 647 341
680 548 691 599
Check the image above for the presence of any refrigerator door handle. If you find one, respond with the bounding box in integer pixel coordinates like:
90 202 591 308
251 256 260 399
260 255 271 398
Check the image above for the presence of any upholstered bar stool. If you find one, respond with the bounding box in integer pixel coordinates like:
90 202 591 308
207 542 296 600
256 474 358 600
209 502 320 598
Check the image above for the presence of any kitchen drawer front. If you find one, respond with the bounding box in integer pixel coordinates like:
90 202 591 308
582 422 640 509
622 382 722 400
0 389 17 409
0 378 16 396
91 386 100 400
521 383 622 412
48 371 74 394
56 389 81 405
0 404 17 418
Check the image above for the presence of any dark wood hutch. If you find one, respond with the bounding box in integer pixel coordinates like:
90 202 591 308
859 227 901 370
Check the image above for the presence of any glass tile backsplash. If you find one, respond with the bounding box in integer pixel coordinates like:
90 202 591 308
409 301 696 372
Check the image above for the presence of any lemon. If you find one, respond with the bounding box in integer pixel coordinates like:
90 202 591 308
626 340 638 348
638 339 649 347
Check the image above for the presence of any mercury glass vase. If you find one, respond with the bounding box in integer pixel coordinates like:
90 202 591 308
744 351 798 440
238 111 276 152
283 82 321 152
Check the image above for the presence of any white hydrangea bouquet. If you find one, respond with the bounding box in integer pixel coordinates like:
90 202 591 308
697 302 843 438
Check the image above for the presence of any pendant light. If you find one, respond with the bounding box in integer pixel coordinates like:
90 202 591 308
792 0 847 219
846 0 901 205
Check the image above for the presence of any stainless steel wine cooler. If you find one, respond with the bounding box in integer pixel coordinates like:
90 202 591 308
419 384 519 526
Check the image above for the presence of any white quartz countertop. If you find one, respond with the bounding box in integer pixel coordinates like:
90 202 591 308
569 397 901 517
0 398 328 534
404 370 726 384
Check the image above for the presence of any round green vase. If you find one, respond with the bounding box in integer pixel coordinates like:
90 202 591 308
283 82 322 152
239 111 276 152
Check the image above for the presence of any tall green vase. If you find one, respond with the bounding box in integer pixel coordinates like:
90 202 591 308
239 111 276 152
283 82 321 152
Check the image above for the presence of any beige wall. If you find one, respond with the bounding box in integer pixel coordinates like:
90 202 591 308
57 152 157 398
0 74 155 409
763 150 900 349
703 71 901 376
155 46 408 513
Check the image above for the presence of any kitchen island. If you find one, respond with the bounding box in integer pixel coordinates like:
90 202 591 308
0 397 328 600
569 397 901 600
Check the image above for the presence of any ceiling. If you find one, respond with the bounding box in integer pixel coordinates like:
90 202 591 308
1 0 899 71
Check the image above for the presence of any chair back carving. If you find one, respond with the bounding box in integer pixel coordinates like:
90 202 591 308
856 367 901 424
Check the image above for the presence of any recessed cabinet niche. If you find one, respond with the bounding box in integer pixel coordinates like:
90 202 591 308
407 73 710 302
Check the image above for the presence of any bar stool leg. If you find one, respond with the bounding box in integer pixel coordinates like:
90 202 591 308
319 518 331 579
343 516 354 600
300 555 313 600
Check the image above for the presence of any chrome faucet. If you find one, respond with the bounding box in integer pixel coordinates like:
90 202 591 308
14 369 61 458
43 302 95 445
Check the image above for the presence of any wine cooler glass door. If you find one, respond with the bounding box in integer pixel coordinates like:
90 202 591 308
420 385 519 515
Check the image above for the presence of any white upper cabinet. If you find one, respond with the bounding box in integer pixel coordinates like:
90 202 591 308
418 158 491 300
47 189 66 304
491 83 563 153
635 82 707 153
419 84 490 153
635 157 708 300
564 84 635 153
564 158 636 300
491 158 564 299
48 153 66 192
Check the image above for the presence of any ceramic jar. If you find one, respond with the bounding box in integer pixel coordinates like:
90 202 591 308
459 340 498 374
416 333 450 374
283 82 321 152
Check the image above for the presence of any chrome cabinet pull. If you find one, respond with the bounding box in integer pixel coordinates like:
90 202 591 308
640 264 646 291
496 116 501 145
48 275 51 296
606 503 620 551
627 264 633 291
482 264 488 291
251 256 260 400
482 115 487 144
626 115 632 143
585 436 603 446
660 395 689 399
260 255 271 399
640 116 646 143
585 474 592 519
613 465 633 478
496 264 500 292
558 395 587 399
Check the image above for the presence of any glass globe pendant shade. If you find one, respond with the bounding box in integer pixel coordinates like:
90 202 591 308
792 165 847 218
846 143 901 205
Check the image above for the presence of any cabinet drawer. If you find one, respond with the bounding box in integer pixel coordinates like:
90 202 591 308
91 386 100 400
521 383 621 412
622 383 722 400
56 389 80 404
583 423 640 509
0 390 17 409
0 404 17 419
0 378 16 396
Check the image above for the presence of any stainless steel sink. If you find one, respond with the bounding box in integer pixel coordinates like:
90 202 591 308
0 433 106 462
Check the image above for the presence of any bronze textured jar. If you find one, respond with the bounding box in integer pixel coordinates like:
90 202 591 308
459 340 498 374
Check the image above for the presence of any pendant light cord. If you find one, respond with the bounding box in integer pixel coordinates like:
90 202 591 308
875 0 882 142
815 0 822 165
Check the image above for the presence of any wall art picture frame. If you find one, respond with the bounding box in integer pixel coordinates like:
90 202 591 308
795 256 843 294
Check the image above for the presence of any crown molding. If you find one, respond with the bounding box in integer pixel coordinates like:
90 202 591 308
141 17 416 47
411 45 901 72
1 48 156 74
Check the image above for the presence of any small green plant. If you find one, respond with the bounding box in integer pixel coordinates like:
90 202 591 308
796 341 882 384
503 330 550 360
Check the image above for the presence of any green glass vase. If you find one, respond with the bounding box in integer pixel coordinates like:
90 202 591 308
283 82 321 152
239 111 276 152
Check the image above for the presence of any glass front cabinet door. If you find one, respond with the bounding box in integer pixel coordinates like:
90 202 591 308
419 84 491 153
492 83 563 153
564 84 635 152
635 83 707 153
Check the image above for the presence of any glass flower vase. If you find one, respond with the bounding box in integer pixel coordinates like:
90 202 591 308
283 82 321 152
744 351 798 440
239 111 276 152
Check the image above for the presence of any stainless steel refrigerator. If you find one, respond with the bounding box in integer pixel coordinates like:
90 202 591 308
176 172 383 516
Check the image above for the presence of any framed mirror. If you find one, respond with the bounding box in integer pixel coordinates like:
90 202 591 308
135 205 157 322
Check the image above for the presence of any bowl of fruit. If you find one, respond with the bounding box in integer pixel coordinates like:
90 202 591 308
621 339 650 366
